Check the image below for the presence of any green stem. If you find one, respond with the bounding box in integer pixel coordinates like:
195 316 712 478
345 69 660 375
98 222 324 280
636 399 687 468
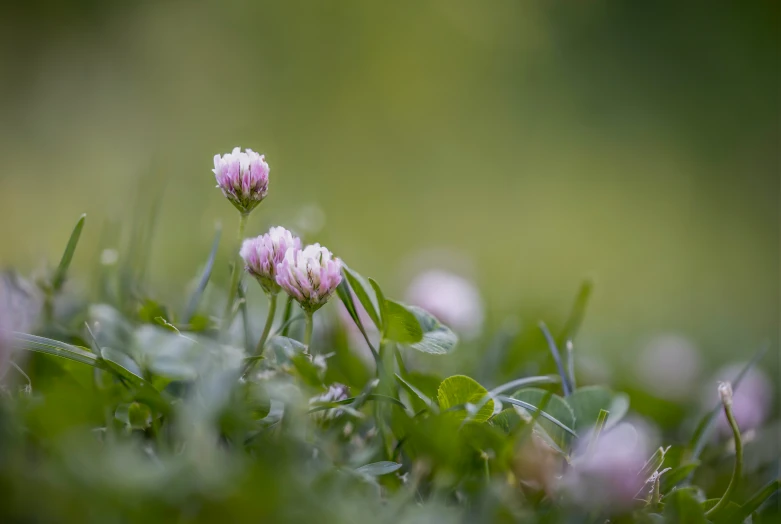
705 394 743 518
280 295 294 337
254 293 278 357
222 213 248 333
303 311 314 352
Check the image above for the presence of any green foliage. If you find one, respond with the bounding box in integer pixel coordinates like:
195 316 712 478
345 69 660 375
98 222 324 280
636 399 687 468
437 375 494 423
2 178 778 524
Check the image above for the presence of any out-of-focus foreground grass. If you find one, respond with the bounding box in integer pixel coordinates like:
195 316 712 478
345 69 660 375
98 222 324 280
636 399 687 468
0 2 778 382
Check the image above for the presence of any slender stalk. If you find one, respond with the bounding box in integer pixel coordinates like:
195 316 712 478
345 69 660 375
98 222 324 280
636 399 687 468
303 311 314 352
280 295 294 337
706 383 743 519
254 293 278 357
222 213 248 333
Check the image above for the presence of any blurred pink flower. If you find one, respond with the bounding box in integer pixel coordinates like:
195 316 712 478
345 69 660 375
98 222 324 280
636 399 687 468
240 226 301 294
405 270 484 338
707 363 772 435
633 334 701 401
213 147 269 214
276 244 342 313
0 273 42 374
309 383 350 420
560 423 654 511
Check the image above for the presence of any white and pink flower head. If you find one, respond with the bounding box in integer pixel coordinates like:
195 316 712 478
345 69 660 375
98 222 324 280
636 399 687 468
240 227 301 295
213 147 270 215
275 243 342 313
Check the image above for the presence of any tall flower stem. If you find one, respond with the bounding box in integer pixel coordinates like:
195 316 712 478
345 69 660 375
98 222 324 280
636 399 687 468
706 382 743 519
303 311 314 352
222 213 248 333
254 293 278 357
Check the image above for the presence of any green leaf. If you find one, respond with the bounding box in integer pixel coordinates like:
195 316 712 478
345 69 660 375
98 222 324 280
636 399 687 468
183 224 221 323
587 408 609 452
607 392 630 429
729 479 779 523
336 280 377 357
503 388 577 448
290 353 323 388
490 408 528 434
100 346 144 380
437 375 494 423
566 385 629 432
342 266 381 330
700 498 740 514
556 278 593 346
368 278 388 328
52 213 86 291
115 402 153 430
664 489 707 523
384 300 423 344
308 394 405 414
406 306 458 355
138 299 170 324
11 332 99 367
396 373 439 414
355 461 402 476
660 462 700 494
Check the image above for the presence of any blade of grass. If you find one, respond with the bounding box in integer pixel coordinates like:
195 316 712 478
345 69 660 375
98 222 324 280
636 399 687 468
498 395 578 437
183 223 221 323
342 266 381 330
308 394 405 414
556 279 593 347
470 375 561 420
336 279 379 360
395 373 439 414
52 213 86 292
539 321 571 396
587 409 609 453
729 479 780 523
11 332 100 367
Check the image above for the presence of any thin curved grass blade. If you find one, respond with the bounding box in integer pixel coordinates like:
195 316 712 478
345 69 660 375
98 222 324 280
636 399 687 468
556 279 593 347
307 394 405 414
539 321 571 396
11 332 99 367
498 395 578 437
52 213 86 291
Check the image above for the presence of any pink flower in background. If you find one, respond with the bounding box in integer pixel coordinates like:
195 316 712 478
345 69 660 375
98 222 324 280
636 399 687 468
213 147 270 214
633 334 701 401
276 244 342 312
0 273 43 374
405 270 484 338
707 363 772 435
560 423 654 511
240 227 301 294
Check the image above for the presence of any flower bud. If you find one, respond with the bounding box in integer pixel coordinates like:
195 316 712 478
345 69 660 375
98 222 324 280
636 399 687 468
240 227 301 294
718 381 733 407
275 244 342 313
213 147 269 214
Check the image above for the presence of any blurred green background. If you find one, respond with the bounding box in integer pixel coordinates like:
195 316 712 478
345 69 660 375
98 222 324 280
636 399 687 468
1 1 778 376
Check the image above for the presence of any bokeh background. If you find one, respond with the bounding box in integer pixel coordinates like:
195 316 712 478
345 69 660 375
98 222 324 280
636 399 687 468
1 2 778 406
